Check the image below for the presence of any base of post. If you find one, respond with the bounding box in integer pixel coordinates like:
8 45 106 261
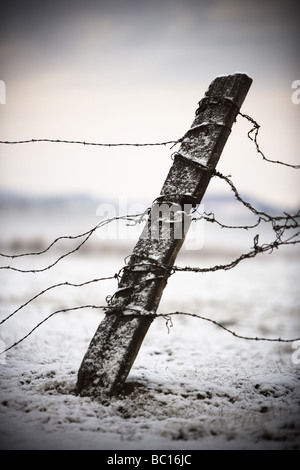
76 313 154 398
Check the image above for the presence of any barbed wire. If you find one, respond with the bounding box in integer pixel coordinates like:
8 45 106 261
0 138 177 147
0 212 147 272
238 111 300 169
1 305 299 358
0 111 299 168
0 304 107 356
172 235 300 275
1 111 300 355
0 275 120 326
155 312 300 342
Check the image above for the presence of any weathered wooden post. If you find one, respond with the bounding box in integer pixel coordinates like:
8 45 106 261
76 73 252 399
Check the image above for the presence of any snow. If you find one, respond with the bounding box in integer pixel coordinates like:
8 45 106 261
1 205 300 450
124 305 155 316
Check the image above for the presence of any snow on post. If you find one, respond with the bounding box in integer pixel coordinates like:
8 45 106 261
76 73 253 399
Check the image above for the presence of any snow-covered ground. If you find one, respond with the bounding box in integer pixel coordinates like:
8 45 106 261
0 201 300 450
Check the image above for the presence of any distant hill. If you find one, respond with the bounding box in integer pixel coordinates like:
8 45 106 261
0 191 97 208
0 191 294 224
0 190 288 216
202 193 288 217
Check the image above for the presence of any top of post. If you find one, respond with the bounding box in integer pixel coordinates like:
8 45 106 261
177 73 253 168
202 73 253 108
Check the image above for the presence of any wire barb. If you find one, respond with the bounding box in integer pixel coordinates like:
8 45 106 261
156 312 300 343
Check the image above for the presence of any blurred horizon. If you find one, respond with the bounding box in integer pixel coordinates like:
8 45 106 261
0 185 298 263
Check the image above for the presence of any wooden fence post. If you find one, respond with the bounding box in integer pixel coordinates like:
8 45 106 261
76 73 252 399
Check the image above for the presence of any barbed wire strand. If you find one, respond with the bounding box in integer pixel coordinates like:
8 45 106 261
0 138 177 147
155 312 300 342
0 212 147 259
200 211 263 230
0 275 119 326
213 169 300 224
0 212 147 272
238 111 300 169
1 307 299 357
172 234 300 275
1 111 299 168
0 305 107 356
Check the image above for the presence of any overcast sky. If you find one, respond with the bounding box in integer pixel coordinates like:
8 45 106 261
0 0 299 209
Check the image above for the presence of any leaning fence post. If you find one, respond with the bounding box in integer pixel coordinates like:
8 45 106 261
76 73 252 399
